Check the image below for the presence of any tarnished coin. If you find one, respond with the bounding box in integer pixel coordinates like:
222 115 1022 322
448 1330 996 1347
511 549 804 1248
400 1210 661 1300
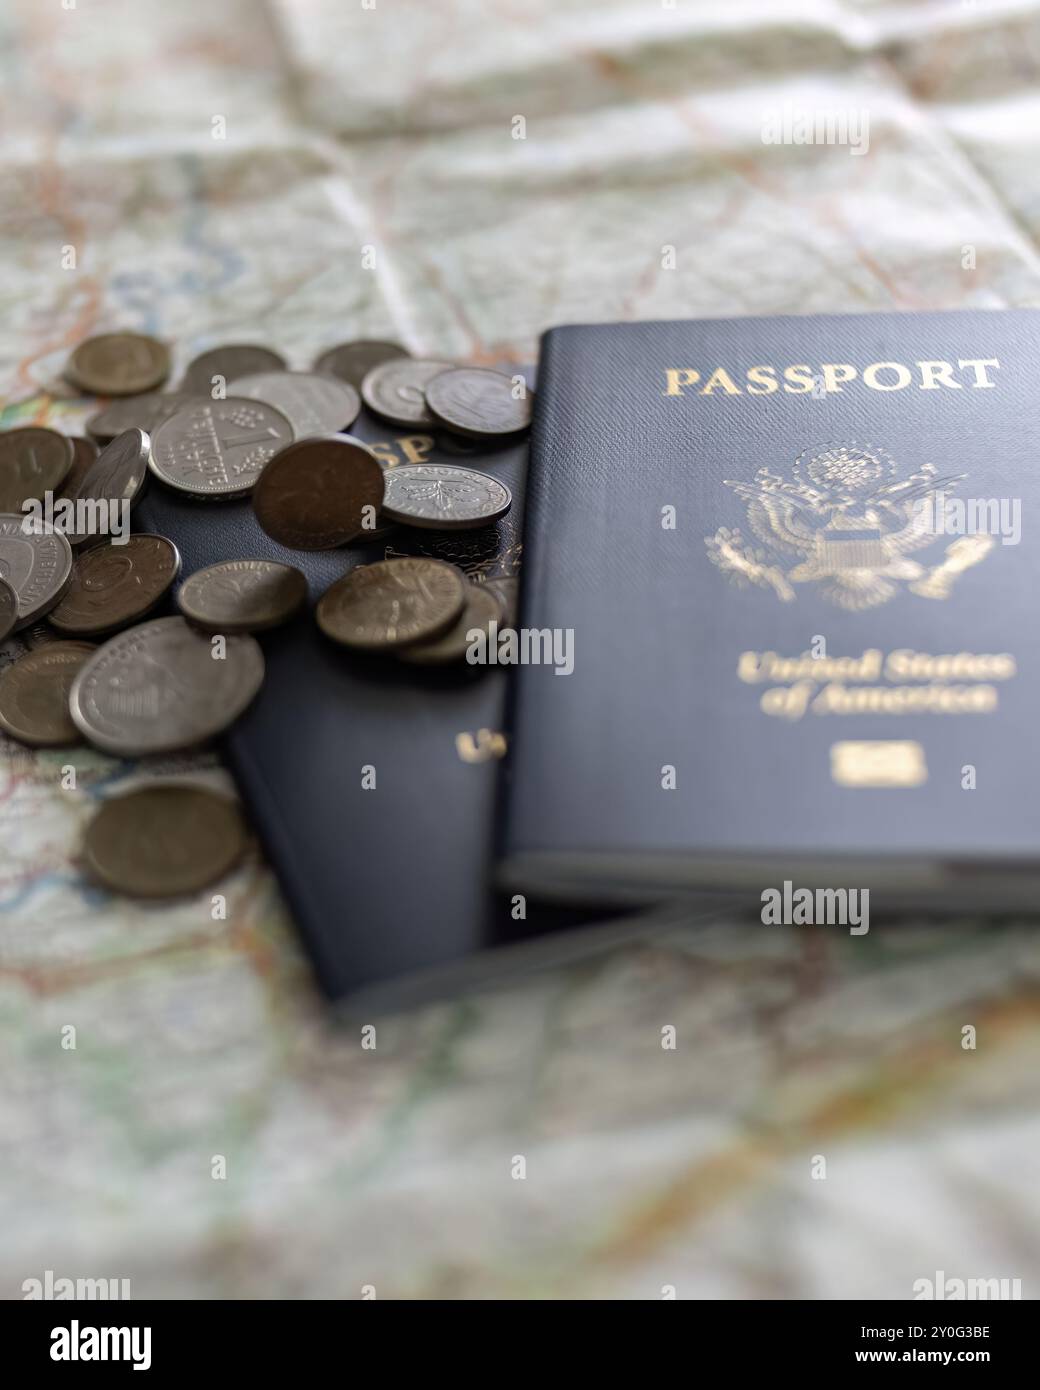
425 367 533 438
48 534 182 637
361 358 454 427
0 428 74 512
482 575 520 626
0 515 74 627
23 620 78 651
67 333 170 396
253 435 384 549
177 559 307 634
87 392 198 445
149 397 294 498
229 371 361 438
316 557 465 651
0 576 17 643
314 340 408 390
380 464 512 531
181 344 286 394
82 785 247 898
69 615 265 756
59 436 100 497
398 581 502 665
0 641 95 746
61 428 151 547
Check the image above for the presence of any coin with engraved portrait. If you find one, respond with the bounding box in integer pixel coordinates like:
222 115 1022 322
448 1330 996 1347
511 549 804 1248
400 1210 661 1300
0 576 18 644
380 463 511 530
149 397 294 498
229 371 361 439
82 785 248 898
361 358 454 427
0 428 74 513
253 435 384 549
61 428 152 547
181 344 286 395
316 557 465 650
425 367 533 438
397 581 502 665
69 615 265 756
47 534 182 637
314 340 408 390
67 333 171 396
0 641 95 746
87 392 198 445
0 514 74 627
177 559 307 633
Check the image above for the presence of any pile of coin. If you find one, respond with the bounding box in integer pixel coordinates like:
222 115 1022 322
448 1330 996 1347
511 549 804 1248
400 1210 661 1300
0 331 530 896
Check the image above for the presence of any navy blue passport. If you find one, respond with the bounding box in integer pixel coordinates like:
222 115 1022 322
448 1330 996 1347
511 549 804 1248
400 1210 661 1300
502 310 1040 905
136 394 624 1008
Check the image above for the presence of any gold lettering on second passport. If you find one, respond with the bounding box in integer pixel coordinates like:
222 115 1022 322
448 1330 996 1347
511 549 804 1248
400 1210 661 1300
830 740 928 788
456 729 508 763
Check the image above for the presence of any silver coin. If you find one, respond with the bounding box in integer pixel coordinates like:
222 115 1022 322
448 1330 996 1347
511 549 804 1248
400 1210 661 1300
177 559 308 634
425 367 534 438
69 615 265 756
0 575 17 643
87 392 200 445
61 428 151 547
149 397 294 498
181 344 286 394
0 514 74 628
380 464 512 531
361 359 454 428
228 371 360 439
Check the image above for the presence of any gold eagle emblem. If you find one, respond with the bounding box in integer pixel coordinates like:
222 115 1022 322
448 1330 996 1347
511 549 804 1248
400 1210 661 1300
706 443 992 609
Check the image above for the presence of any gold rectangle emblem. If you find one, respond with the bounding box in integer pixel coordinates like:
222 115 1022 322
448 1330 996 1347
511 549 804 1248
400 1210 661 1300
830 740 927 787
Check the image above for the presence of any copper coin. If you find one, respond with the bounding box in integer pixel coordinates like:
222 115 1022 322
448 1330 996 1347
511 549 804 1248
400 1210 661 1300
149 397 294 498
87 392 199 445
0 428 74 512
316 557 465 650
397 581 502 665
181 344 286 394
314 340 408 390
82 785 248 898
361 358 455 428
425 367 533 438
60 428 151 547
48 534 182 637
229 371 361 438
0 514 74 627
0 576 17 643
177 559 307 634
59 436 100 497
253 435 384 549
67 333 170 396
0 641 94 746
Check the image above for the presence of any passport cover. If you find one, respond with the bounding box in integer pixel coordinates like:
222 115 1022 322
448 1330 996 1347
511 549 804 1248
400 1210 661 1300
502 310 1040 904
136 389 621 1008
